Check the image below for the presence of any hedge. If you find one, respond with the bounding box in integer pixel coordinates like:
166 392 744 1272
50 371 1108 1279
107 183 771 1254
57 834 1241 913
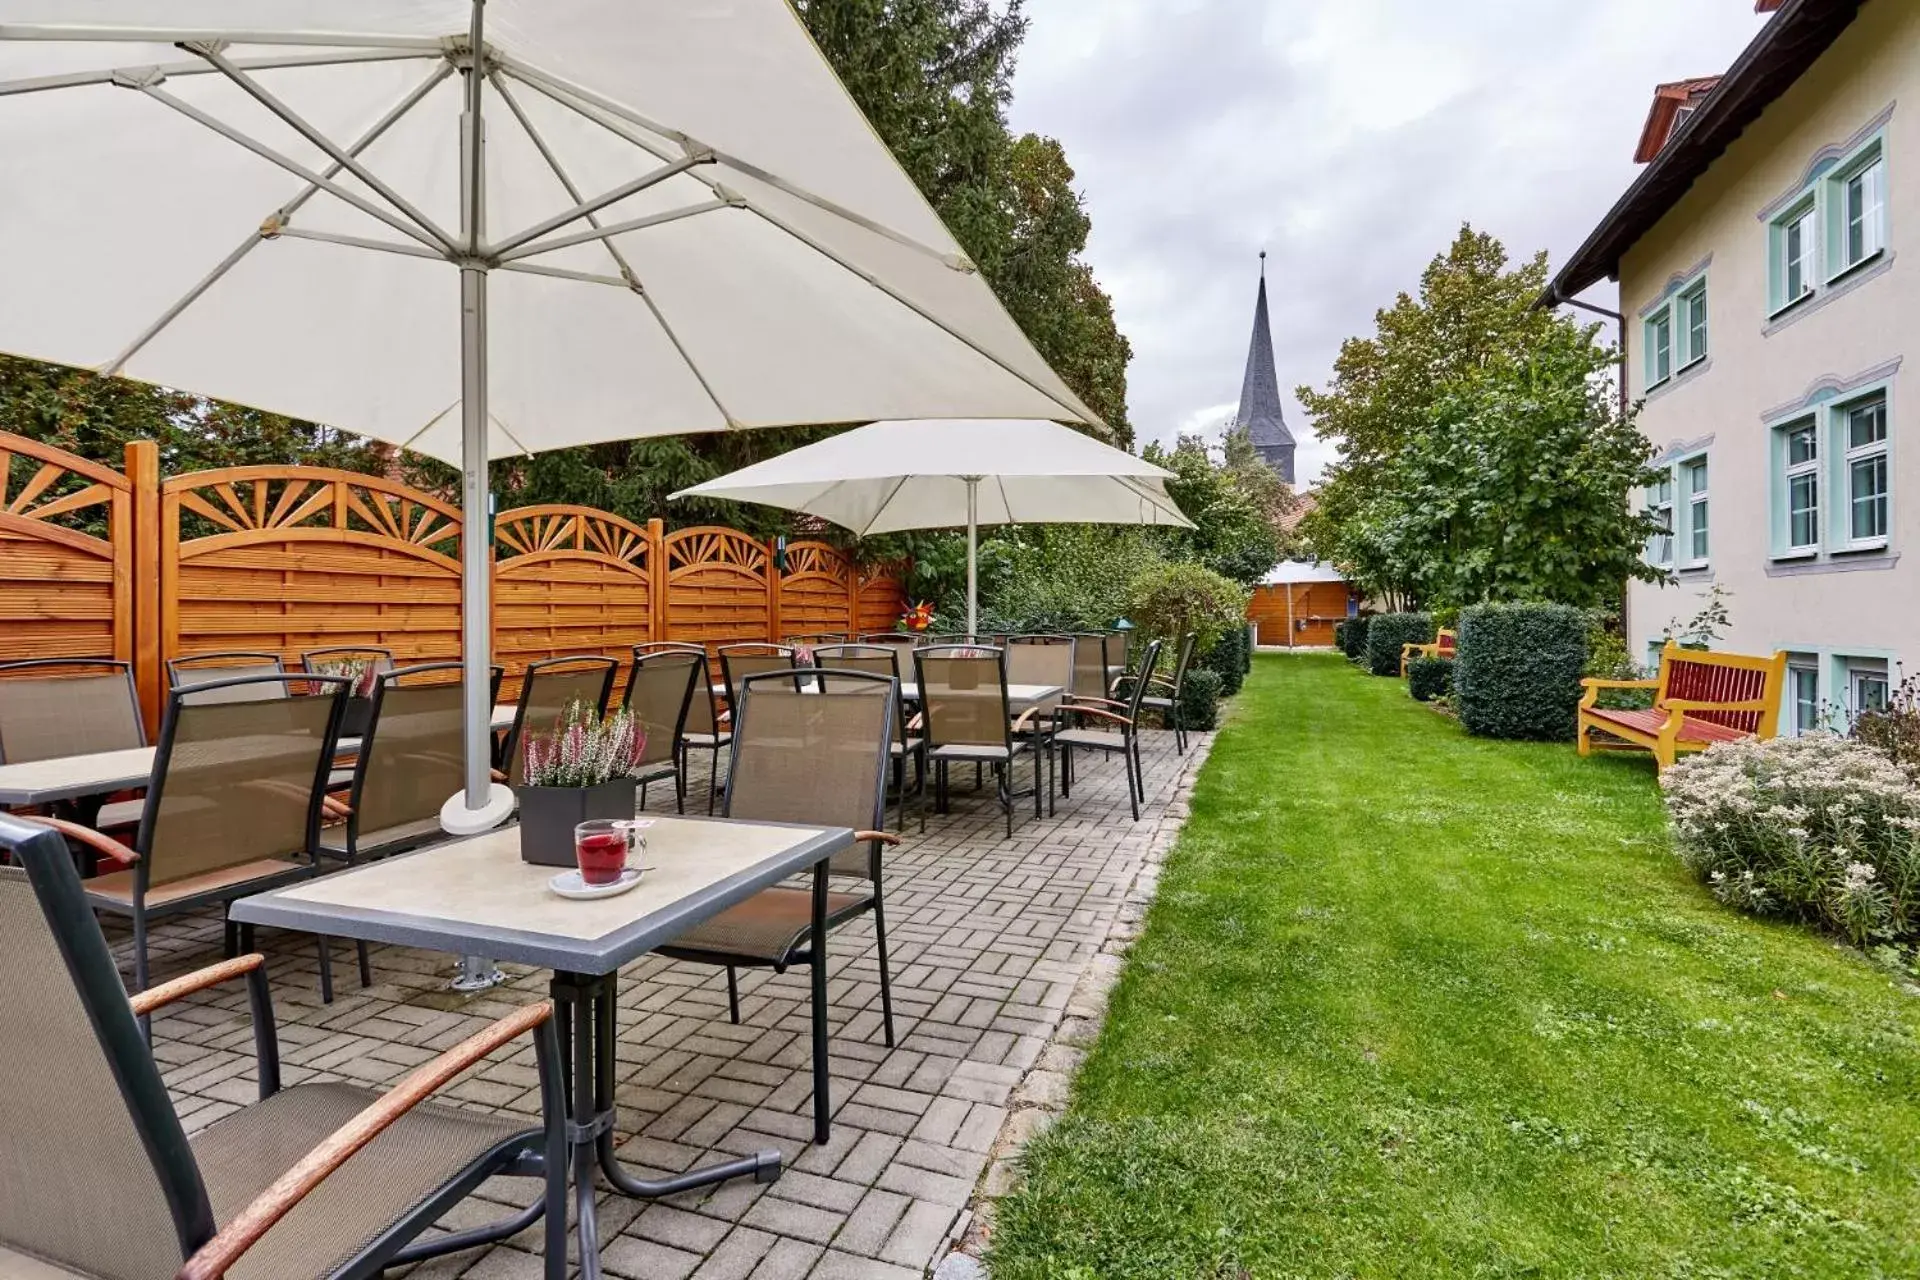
1333 620 1350 655
1454 602 1589 740
1407 655 1454 703
1365 612 1435 677
1341 615 1372 664
1177 667 1224 731
1205 626 1250 697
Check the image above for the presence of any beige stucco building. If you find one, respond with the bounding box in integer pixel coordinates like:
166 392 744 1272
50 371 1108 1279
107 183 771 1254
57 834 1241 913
1550 0 1912 732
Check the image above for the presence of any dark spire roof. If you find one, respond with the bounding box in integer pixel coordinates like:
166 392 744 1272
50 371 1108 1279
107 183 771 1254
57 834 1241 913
1236 252 1295 483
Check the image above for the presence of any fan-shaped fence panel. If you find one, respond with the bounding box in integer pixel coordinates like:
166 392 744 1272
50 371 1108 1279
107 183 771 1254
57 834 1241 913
778 540 853 640
664 526 771 649
495 507 657 706
0 432 135 666
856 561 910 636
161 468 464 678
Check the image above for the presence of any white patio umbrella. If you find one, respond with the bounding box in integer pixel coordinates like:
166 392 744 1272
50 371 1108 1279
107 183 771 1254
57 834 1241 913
0 2 1099 833
673 418 1194 635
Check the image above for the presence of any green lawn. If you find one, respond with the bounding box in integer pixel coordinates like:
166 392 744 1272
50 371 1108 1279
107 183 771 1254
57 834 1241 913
990 654 1920 1279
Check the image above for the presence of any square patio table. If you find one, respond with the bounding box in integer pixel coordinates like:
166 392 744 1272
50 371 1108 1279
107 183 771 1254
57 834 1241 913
231 815 854 1280
711 679 1064 707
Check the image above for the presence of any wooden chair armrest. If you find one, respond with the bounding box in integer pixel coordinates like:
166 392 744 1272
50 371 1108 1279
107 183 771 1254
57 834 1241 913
906 712 924 732
130 954 264 1017
1066 695 1128 710
175 1001 554 1280
1011 706 1040 732
1664 699 1770 713
854 829 902 846
1580 678 1658 690
1066 706 1134 728
26 816 138 867
490 767 509 783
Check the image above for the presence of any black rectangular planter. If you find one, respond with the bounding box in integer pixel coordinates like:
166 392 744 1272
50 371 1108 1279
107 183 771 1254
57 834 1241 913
515 779 636 867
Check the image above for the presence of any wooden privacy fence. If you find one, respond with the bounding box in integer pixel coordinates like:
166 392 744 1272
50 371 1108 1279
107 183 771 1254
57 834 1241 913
0 435 908 729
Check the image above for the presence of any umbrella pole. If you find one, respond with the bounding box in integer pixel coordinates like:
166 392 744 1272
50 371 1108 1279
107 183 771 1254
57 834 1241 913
965 476 979 638
445 0 508 992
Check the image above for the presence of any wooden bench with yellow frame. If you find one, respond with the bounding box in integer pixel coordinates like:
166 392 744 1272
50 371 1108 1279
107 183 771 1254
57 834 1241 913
1400 629 1456 677
1578 643 1788 770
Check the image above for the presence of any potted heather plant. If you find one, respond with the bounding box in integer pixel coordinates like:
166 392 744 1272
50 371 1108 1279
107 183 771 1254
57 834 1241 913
307 655 381 737
515 698 649 867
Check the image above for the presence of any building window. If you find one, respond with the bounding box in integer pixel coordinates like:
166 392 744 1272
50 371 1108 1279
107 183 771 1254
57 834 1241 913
1773 201 1818 313
1681 456 1709 565
1833 145 1886 277
1848 658 1891 716
1784 421 1820 551
1844 395 1889 545
1788 659 1822 735
1768 126 1888 315
1646 471 1674 566
1642 271 1706 388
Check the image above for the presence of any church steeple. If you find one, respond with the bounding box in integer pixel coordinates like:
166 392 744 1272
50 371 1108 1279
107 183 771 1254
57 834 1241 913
1235 251 1295 485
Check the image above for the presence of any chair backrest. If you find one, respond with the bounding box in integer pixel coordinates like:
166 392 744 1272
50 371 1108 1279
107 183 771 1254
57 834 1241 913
859 632 916 649
784 632 847 646
914 646 1012 751
0 658 146 765
1070 633 1109 700
724 671 894 877
1124 639 1164 721
1657 645 1788 735
1167 633 1197 693
505 657 619 786
1436 630 1458 655
1006 635 1073 709
168 651 290 704
0 817 214 1279
1104 630 1129 675
300 646 395 695
623 651 702 768
815 646 910 739
632 644 713 735
348 663 500 852
139 676 346 893
718 644 797 707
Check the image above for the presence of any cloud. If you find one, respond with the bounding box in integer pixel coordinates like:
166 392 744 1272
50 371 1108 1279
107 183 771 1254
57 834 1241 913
1008 0 1767 488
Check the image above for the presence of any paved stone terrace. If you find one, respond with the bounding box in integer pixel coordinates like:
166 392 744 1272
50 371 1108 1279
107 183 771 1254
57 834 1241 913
124 726 1209 1278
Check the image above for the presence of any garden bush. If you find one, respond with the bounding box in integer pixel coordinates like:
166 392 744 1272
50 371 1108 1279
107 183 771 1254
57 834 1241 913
1340 615 1371 664
1333 620 1350 655
1125 562 1249 658
1176 667 1223 731
1454 602 1588 741
1407 655 1454 703
1204 624 1250 697
1365 612 1435 677
1664 734 1920 946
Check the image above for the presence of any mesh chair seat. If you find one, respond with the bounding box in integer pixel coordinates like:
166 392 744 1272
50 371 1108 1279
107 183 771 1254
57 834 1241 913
1054 727 1127 751
193 1081 536 1280
319 815 444 861
665 885 873 964
0 1246 91 1277
84 857 308 909
1140 694 1174 710
682 730 733 748
96 799 144 830
929 741 1025 761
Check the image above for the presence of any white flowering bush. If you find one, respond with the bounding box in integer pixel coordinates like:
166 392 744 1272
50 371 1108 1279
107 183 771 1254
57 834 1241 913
1662 733 1920 945
521 698 648 789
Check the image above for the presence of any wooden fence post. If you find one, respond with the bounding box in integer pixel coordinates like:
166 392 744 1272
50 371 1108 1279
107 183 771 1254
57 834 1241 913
766 538 783 642
647 519 667 642
847 557 861 637
125 440 163 734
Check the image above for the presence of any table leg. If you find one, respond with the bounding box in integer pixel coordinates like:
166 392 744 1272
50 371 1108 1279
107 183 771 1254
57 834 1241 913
548 971 781 1264
810 862 831 1144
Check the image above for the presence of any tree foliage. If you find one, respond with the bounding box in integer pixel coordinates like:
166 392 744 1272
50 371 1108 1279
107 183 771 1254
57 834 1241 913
1143 428 1295 587
1297 225 1665 612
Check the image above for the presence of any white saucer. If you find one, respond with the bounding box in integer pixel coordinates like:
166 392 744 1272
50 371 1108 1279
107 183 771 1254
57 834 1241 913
549 867 645 900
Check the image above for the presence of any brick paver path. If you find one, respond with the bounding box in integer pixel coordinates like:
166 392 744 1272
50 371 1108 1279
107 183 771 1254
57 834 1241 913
124 725 1208 1278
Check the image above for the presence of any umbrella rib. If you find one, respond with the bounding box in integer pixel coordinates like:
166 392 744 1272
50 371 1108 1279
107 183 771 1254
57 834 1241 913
98 61 455 377
0 47 430 98
187 45 459 252
495 260 633 288
493 199 728 263
486 68 744 429
488 153 713 258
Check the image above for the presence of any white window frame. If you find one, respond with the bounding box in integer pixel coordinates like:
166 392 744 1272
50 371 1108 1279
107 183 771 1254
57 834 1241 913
1849 658 1891 716
1680 454 1709 567
1788 660 1822 736
1842 394 1890 549
1679 281 1708 371
1830 141 1886 281
1782 419 1821 555
1646 309 1673 387
1646 471 1675 567
1641 270 1706 389
1772 200 1818 316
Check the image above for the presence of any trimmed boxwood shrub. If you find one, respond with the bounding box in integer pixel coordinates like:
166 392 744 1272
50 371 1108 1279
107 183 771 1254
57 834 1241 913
1177 667 1223 731
1455 603 1589 740
1408 655 1454 702
1341 615 1371 664
1204 625 1249 696
1333 620 1350 655
1365 612 1435 677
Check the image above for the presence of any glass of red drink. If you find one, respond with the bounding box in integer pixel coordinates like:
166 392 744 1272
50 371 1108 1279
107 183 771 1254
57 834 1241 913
574 819 633 887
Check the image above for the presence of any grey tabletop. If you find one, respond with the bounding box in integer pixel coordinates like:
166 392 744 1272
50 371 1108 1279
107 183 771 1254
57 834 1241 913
710 681 1064 707
230 816 854 975
0 703 518 807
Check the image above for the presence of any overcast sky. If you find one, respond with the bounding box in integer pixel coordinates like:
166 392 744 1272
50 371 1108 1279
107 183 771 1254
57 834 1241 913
1006 0 1771 483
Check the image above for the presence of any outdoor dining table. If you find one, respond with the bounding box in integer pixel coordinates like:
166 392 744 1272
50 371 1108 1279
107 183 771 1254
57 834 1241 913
229 815 853 1280
0 703 519 808
712 680 1066 708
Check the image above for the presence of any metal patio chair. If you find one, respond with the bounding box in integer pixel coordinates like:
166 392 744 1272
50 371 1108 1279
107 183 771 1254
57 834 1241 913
168 651 293 704
716 643 799 706
1138 632 1198 754
0 657 149 835
0 813 568 1280
621 649 703 813
637 643 733 815
1067 632 1113 704
815 644 926 829
299 645 396 679
1006 635 1075 813
657 670 901 1139
29 674 357 1024
1055 639 1162 822
913 645 1043 838
858 632 917 649
500 656 618 787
